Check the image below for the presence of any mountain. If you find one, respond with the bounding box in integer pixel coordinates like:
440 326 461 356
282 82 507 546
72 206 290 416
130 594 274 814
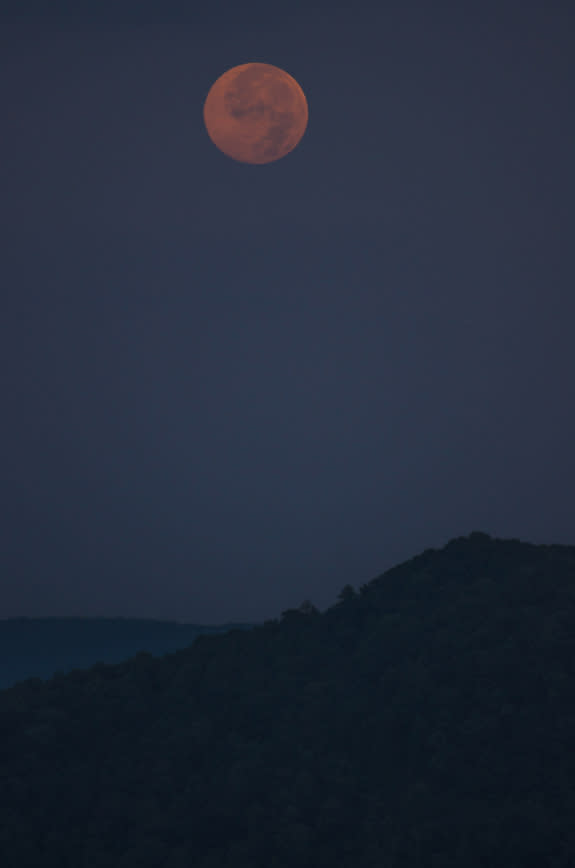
0 617 257 691
1 531 574 867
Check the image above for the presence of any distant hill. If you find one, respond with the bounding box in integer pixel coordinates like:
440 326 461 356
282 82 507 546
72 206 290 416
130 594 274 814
1 531 574 867
0 617 257 690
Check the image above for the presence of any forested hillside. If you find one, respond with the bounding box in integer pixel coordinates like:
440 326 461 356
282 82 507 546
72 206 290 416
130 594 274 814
1 531 574 867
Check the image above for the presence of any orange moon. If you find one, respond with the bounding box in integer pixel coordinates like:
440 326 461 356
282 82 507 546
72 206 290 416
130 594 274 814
203 63 308 165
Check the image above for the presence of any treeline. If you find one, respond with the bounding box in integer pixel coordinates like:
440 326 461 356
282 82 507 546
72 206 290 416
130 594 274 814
1 531 574 866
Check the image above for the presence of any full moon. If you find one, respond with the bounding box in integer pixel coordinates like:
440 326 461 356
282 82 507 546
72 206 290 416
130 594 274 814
203 63 308 165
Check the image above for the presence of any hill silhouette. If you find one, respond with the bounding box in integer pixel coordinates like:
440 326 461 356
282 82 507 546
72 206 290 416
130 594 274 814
0 617 257 691
1 530 574 867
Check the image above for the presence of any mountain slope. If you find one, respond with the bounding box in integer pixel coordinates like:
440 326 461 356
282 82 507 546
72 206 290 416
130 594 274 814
1 531 574 867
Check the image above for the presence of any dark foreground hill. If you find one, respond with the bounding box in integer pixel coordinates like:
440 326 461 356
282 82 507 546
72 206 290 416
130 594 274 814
0 617 257 691
1 531 575 867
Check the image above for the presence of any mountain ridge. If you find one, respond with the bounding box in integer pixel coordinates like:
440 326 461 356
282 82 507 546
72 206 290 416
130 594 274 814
1 530 574 867
0 616 258 691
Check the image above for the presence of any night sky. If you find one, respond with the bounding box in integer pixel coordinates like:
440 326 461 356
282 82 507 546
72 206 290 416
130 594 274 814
3 2 574 624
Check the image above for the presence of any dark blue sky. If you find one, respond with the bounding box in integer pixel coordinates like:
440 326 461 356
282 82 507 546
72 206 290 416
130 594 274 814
2 1 574 623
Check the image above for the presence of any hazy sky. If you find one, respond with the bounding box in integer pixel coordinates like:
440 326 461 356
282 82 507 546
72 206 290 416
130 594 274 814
2 1 574 624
